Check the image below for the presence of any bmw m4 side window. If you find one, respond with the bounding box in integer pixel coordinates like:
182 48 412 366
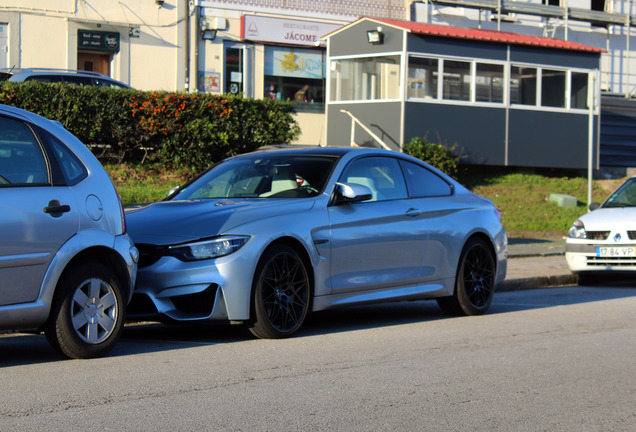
399 160 452 198
0 116 49 186
340 156 408 202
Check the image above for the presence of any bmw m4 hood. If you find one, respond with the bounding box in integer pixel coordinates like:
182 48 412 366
126 198 316 245
578 206 636 230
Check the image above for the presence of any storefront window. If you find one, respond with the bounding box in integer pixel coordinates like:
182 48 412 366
442 60 471 101
476 63 504 103
264 46 325 112
542 69 566 108
329 55 401 101
571 72 589 109
407 57 438 99
510 66 537 105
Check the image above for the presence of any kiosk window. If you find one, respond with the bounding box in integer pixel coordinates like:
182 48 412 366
510 66 537 105
542 69 567 108
571 72 589 109
476 63 504 103
442 60 471 101
408 57 438 99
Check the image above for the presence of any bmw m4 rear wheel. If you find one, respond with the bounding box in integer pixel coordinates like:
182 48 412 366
249 244 311 339
438 237 495 316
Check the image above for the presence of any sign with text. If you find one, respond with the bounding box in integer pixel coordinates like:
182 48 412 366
264 46 325 79
78 30 120 52
241 15 341 47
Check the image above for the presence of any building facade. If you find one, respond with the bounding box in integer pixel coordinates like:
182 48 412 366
1 1 404 145
1 1 635 162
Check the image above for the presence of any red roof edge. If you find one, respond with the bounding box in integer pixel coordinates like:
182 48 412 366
364 17 605 54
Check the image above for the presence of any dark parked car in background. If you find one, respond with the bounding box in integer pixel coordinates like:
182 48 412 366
0 68 130 88
126 147 507 339
0 104 138 359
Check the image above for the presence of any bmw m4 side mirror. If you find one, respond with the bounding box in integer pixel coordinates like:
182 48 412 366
334 182 373 204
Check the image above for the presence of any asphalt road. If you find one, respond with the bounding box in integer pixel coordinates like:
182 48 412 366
1 285 635 431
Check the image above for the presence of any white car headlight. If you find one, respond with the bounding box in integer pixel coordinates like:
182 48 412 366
168 236 249 261
568 220 586 239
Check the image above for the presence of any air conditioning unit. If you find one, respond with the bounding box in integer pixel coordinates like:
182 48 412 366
491 12 517 22
432 6 466 17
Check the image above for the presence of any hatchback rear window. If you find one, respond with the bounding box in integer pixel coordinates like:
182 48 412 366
40 129 88 186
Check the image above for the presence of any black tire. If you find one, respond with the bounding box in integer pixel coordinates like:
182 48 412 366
45 262 125 359
248 244 311 339
437 237 496 316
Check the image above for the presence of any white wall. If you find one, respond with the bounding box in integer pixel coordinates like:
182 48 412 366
0 0 187 91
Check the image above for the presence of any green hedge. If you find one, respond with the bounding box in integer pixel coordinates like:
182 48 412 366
0 82 301 170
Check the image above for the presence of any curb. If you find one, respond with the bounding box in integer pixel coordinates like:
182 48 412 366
507 252 564 259
498 273 578 292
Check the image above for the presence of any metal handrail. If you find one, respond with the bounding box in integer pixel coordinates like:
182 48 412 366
339 109 392 150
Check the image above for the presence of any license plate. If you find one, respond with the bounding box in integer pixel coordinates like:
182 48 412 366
596 247 636 257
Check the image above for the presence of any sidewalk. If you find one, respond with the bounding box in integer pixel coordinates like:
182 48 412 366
499 236 577 291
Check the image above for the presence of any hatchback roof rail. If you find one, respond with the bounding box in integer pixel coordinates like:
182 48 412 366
0 68 110 78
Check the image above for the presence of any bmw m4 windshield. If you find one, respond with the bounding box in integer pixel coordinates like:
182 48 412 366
172 154 338 200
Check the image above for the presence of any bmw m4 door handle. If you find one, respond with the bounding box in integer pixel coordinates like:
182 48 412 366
406 208 423 217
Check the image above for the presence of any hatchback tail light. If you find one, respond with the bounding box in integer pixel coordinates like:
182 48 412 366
115 189 127 234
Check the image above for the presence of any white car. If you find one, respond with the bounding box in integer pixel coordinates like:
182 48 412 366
566 177 636 275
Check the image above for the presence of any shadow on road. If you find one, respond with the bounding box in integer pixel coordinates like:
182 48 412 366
2 285 635 366
0 333 61 365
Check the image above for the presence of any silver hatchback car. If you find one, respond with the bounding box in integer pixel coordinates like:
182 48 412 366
0 104 138 358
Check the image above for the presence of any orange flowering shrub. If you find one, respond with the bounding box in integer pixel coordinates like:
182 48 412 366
0 82 300 169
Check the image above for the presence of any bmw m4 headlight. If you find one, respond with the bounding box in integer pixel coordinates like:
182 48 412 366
568 220 586 239
168 236 249 261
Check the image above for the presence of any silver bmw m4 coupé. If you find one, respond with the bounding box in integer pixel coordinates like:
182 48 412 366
126 147 507 338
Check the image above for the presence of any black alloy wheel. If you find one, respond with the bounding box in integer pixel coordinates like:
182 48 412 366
249 244 311 339
438 237 495 316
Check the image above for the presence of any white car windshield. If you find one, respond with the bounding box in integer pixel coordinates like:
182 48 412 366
604 178 636 208
173 154 337 200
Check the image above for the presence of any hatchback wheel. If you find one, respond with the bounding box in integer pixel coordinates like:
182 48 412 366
438 237 495 316
45 262 125 359
249 245 311 339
